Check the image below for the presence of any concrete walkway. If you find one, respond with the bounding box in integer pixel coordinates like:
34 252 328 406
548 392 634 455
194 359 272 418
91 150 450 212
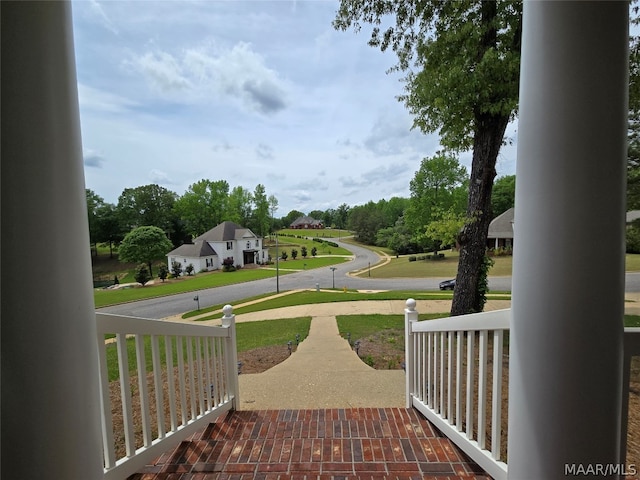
237 315 406 410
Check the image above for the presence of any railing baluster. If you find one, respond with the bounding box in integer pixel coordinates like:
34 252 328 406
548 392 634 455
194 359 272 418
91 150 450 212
478 330 488 450
116 333 135 457
186 336 197 419
204 337 213 411
492 329 504 460
164 335 178 432
97 333 116 468
135 334 152 447
456 331 463 431
151 334 165 439
195 337 205 415
466 331 475 441
440 331 445 415
447 331 453 423
176 336 188 425
427 332 432 408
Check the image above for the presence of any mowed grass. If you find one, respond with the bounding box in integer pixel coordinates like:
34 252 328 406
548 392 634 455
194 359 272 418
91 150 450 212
186 289 512 321
94 268 281 308
364 251 640 279
104 316 312 381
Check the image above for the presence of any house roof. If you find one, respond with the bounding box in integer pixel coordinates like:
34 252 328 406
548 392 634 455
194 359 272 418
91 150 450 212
168 241 216 258
488 207 514 239
290 215 323 227
194 221 256 242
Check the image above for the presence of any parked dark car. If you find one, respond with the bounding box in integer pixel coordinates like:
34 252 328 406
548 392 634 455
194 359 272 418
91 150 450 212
439 279 456 290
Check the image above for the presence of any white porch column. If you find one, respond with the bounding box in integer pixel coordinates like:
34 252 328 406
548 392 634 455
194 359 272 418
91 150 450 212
508 2 628 478
1 2 103 478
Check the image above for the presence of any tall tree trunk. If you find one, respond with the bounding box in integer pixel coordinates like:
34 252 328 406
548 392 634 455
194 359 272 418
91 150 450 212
451 113 509 316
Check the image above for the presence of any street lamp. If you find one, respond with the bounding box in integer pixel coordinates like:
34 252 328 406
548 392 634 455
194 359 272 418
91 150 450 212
193 295 200 310
330 267 337 289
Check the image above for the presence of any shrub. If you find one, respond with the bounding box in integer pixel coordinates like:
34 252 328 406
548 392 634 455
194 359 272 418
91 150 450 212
301 246 308 258
291 248 298 260
281 251 288 261
185 263 195 276
408 256 417 262
311 247 317 257
222 257 236 272
134 264 151 286
158 264 168 282
171 261 183 278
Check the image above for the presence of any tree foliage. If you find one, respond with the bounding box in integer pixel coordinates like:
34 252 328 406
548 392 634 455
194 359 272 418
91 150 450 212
491 175 516 218
423 208 466 256
405 153 468 238
335 0 522 315
118 225 173 277
251 184 270 237
174 179 230 237
629 12 640 209
117 184 178 234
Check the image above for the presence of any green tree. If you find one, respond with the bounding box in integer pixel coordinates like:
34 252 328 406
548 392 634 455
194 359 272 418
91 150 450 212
118 226 173 277
227 186 253 226
335 1 522 315
251 184 270 237
268 194 279 231
301 245 308 258
94 202 125 258
291 248 298 260
174 179 229 237
423 208 466 257
335 203 350 230
282 210 305 228
134 264 151 286
405 153 468 240
86 189 104 256
491 175 516 218
117 184 178 234
171 261 183 278
158 264 169 282
348 201 387 245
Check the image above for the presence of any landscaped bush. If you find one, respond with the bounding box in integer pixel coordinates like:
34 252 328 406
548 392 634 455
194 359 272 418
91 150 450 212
171 261 182 278
408 256 417 262
222 257 236 272
185 263 195 276
158 264 168 282
134 264 151 286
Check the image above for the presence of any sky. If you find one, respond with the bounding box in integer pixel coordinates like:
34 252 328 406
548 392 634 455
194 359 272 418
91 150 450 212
72 0 518 217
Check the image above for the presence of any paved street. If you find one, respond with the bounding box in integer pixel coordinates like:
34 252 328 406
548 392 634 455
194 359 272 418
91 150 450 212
97 238 640 319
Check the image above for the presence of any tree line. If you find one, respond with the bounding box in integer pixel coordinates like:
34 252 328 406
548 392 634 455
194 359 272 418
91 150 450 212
87 165 516 261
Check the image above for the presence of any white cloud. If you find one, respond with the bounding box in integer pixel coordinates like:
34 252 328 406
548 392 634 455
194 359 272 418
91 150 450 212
131 51 191 92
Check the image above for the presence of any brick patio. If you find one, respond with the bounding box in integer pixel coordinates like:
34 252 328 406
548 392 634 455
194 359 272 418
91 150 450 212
129 408 489 480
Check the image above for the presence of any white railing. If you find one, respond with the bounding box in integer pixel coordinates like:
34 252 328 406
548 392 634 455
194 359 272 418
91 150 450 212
404 299 640 479
96 305 239 480
404 299 509 480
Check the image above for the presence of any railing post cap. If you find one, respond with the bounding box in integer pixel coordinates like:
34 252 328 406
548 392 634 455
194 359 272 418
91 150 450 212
222 304 233 317
406 298 417 311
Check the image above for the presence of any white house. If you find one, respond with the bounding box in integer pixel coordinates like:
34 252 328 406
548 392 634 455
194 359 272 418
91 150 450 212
167 221 268 273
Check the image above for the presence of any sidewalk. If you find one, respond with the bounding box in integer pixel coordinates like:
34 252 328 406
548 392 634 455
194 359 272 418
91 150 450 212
234 299 512 411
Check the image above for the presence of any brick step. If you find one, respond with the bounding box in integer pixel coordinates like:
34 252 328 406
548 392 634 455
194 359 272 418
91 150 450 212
130 408 489 480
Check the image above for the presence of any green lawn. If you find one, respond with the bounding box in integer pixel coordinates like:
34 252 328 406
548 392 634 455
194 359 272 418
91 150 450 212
186 289 512 321
104 316 312 381
94 257 349 308
363 251 640 279
95 269 282 308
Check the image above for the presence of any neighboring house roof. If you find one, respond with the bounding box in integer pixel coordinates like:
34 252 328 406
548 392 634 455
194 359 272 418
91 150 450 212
168 240 216 258
194 221 257 243
290 215 323 227
627 210 640 223
488 207 515 239
168 221 261 258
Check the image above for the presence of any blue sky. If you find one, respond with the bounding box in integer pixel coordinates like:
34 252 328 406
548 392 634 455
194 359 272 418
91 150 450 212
72 0 517 217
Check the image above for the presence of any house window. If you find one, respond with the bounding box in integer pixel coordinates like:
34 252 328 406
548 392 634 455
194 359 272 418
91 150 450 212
255 240 259 247
227 241 232 250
